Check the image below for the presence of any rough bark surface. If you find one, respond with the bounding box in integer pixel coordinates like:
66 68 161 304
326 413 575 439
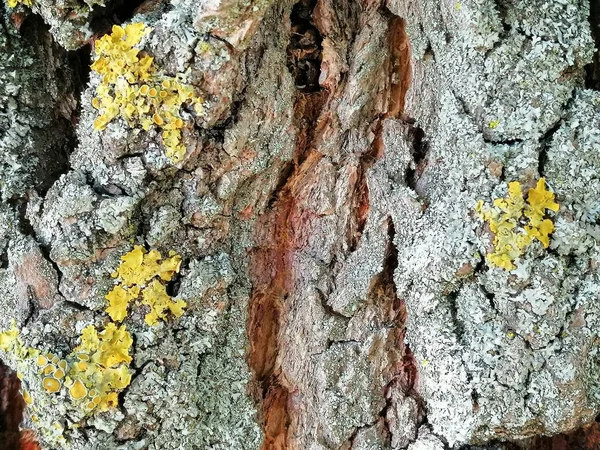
0 0 598 449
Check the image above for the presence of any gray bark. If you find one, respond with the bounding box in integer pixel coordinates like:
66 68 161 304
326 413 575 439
0 0 598 449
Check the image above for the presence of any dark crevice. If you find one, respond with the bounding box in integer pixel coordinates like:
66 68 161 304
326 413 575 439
165 271 182 297
0 360 25 450
346 422 378 449
446 289 464 344
116 152 145 161
286 0 323 92
0 245 7 270
470 389 479 413
266 161 295 208
89 0 165 39
482 137 523 146
537 119 562 176
375 218 426 446
404 124 428 192
16 16 81 198
423 41 434 60
62 299 91 312
585 0 600 90
198 86 247 146
21 294 36 329
66 43 92 123
10 198 34 237
486 294 497 314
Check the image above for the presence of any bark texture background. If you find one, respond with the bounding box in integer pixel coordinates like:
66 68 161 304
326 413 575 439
0 0 599 449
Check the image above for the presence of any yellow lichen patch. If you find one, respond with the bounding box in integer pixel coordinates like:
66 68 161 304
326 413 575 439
65 323 133 412
7 0 33 8
23 389 33 405
105 246 184 325
0 325 20 351
90 23 204 163
42 377 61 394
142 279 187 326
69 380 88 400
106 285 140 322
36 355 48 367
0 322 134 415
112 245 181 286
476 178 559 270
76 323 133 368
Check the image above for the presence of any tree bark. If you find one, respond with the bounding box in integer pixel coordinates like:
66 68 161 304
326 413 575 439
0 0 599 449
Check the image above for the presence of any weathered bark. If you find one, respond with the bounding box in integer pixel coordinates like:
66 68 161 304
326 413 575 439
0 0 599 449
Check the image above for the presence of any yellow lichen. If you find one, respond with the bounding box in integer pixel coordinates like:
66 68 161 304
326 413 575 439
0 244 187 422
69 380 87 400
29 323 133 412
106 246 185 325
142 279 187 326
23 389 33 405
91 23 204 162
0 325 19 352
476 178 559 270
6 0 33 8
42 377 61 394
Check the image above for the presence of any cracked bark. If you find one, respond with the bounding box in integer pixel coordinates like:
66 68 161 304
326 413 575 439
1 0 600 449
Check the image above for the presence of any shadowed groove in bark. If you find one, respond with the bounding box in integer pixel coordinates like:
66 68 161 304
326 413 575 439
385 15 411 119
376 218 425 445
585 0 600 90
349 13 411 252
247 1 331 447
88 0 160 41
0 360 27 450
247 152 326 450
10 15 82 199
247 2 420 448
287 0 323 92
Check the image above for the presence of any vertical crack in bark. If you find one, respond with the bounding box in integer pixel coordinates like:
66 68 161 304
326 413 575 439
248 151 325 450
349 13 411 252
287 0 323 92
0 360 30 450
13 15 84 200
248 3 418 449
349 14 425 447
248 1 328 440
585 0 600 90
375 218 425 447
385 16 411 120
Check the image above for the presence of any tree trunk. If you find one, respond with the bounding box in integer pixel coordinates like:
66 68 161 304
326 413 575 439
0 0 599 449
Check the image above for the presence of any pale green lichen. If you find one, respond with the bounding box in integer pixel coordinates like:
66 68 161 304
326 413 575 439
476 178 559 270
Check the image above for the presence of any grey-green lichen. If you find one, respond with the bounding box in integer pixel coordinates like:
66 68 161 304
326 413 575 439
383 0 599 445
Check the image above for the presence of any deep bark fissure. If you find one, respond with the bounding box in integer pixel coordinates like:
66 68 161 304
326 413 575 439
403 123 428 192
287 0 323 92
88 0 157 40
15 16 84 199
0 360 26 450
246 2 335 445
585 0 600 90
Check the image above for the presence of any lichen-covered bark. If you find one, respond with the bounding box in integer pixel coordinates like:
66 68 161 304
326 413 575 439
0 0 599 449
